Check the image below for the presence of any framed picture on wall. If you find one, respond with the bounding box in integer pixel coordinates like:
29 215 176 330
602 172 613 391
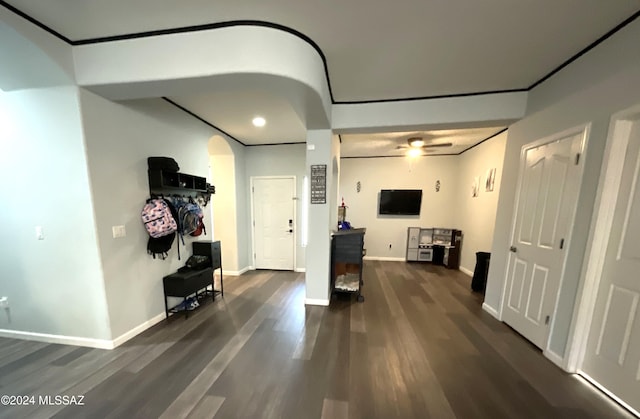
472 176 480 197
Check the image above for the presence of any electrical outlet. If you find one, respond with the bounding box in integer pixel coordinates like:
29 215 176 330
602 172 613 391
0 297 8 308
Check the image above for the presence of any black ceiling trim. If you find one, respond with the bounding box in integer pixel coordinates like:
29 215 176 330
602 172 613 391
528 9 640 90
334 88 528 105
245 141 305 147
72 20 314 47
71 20 336 103
1 2 638 106
457 128 508 155
341 153 459 159
162 97 246 146
341 127 509 159
0 0 72 44
0 2 338 102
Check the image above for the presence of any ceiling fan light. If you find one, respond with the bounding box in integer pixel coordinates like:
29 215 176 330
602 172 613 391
408 137 424 148
407 148 422 157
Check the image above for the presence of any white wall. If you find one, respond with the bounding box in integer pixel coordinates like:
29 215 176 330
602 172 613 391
208 134 249 272
209 135 242 274
244 144 307 270
455 133 507 274
0 86 111 341
339 156 458 259
78 89 215 339
0 8 76 90
232 143 250 270
306 130 339 303
485 18 640 360
210 153 240 272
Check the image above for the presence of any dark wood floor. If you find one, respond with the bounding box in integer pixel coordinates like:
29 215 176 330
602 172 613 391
0 262 633 419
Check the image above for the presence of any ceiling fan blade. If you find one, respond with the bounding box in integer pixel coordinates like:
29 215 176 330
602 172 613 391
423 142 453 148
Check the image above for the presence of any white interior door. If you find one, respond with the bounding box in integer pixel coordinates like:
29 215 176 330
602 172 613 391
252 177 295 270
580 115 640 414
502 129 585 349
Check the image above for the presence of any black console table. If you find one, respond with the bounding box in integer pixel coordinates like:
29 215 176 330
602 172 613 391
162 240 224 319
163 268 217 319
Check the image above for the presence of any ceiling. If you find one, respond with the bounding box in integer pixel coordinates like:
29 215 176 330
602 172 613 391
340 127 507 158
2 1 639 155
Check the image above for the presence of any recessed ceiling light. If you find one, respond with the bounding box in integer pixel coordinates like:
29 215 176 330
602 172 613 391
252 116 266 127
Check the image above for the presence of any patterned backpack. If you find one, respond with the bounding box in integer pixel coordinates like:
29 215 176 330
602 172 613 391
180 202 202 236
190 210 206 237
141 198 177 238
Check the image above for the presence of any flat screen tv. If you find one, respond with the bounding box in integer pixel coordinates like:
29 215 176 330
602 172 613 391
379 189 422 215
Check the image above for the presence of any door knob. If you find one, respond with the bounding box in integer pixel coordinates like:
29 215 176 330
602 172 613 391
509 246 517 253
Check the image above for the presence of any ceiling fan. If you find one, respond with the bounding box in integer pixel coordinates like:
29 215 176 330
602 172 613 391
395 136 453 151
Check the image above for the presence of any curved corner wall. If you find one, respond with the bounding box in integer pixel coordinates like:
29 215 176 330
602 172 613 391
73 25 332 129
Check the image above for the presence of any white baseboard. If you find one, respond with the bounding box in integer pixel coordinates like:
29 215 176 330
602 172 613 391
0 328 114 349
459 266 474 277
111 312 166 348
482 302 500 320
544 348 568 371
304 298 330 306
295 268 306 273
363 256 406 262
0 312 167 350
578 373 640 418
225 266 252 276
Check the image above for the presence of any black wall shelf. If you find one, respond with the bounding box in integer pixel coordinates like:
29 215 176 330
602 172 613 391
148 168 208 196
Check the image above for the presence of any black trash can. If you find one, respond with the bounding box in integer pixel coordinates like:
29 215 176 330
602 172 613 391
471 252 491 293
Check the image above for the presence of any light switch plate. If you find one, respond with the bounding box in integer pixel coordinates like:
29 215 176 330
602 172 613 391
112 225 126 238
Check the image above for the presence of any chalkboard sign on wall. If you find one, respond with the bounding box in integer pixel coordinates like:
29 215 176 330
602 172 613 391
310 164 327 204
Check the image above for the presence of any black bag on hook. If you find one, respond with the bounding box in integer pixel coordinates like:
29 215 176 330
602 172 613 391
147 157 179 172
147 232 176 260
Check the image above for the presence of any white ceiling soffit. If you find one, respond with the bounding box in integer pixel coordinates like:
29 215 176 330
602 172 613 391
3 1 639 102
340 127 506 158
